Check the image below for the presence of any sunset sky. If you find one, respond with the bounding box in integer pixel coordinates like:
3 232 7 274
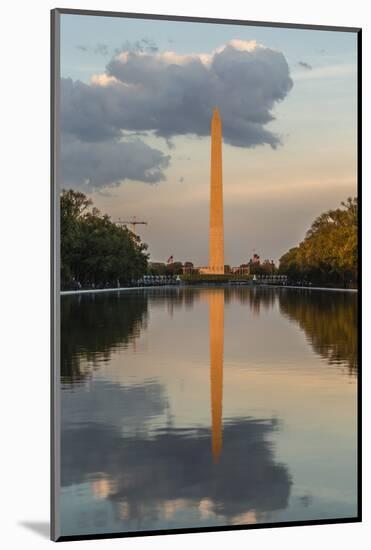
59 14 358 265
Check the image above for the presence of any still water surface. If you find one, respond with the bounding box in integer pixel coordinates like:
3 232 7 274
60 287 357 536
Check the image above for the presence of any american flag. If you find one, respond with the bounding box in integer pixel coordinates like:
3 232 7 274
167 255 174 264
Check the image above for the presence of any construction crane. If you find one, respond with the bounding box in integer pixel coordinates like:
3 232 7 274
115 216 148 235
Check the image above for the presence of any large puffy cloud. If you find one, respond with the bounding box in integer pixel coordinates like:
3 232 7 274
61 136 170 190
62 40 293 149
61 40 293 189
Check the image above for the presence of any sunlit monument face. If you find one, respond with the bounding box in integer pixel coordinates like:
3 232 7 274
209 108 224 274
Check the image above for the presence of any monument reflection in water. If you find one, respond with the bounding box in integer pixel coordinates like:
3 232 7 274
209 290 224 463
60 287 357 537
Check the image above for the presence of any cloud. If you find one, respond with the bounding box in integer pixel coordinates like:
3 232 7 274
298 61 312 70
293 63 356 81
114 38 159 56
76 39 158 58
62 379 168 433
61 40 293 189
94 43 109 56
61 40 293 149
61 416 292 524
61 136 170 190
75 43 110 55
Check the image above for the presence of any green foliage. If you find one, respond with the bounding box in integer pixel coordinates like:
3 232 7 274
148 261 183 276
167 261 184 275
248 261 277 276
279 197 358 287
61 189 149 290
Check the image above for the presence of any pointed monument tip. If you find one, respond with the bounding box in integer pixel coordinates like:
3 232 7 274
212 107 221 120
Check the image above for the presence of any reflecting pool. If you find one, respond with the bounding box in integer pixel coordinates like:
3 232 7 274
60 287 358 536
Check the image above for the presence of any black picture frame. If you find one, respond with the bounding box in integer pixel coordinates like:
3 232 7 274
51 8 362 542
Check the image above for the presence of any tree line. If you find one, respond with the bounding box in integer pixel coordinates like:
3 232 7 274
61 190 358 290
279 197 357 288
61 189 148 290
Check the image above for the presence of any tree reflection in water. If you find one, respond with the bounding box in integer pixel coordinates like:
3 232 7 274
61 291 148 382
61 286 357 382
278 289 357 375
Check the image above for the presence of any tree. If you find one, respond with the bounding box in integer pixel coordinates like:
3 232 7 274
148 262 167 276
60 189 149 289
166 261 183 275
279 198 358 287
248 257 277 276
60 190 92 286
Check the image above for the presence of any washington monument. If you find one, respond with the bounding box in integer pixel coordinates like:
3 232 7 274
209 107 224 274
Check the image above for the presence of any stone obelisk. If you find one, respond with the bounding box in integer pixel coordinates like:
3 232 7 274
209 108 224 274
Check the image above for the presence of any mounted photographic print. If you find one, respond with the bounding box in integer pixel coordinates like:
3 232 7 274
51 8 361 542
